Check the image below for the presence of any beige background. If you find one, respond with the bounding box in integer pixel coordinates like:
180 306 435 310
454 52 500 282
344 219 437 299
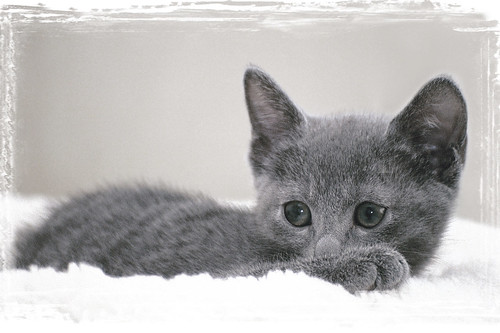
12 13 490 222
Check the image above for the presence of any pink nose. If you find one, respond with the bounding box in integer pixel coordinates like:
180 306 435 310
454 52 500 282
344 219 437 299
314 235 341 258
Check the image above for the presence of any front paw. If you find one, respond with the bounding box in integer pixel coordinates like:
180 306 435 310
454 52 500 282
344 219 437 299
306 246 409 293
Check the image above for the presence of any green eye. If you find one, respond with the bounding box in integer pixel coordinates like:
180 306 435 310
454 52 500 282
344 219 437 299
284 201 312 227
354 202 386 228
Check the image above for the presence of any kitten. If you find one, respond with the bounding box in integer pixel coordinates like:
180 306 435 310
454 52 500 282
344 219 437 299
13 66 467 293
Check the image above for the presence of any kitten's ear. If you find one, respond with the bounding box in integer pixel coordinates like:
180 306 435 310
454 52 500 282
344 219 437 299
387 76 467 182
244 66 305 142
244 66 305 171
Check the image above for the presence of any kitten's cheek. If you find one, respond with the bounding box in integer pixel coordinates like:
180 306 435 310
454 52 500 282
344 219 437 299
314 236 341 258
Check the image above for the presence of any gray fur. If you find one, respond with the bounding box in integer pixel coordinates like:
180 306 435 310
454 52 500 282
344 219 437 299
14 66 467 293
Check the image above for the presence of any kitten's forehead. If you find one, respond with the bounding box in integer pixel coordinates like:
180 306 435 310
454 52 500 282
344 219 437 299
302 115 390 170
268 114 393 201
306 114 388 146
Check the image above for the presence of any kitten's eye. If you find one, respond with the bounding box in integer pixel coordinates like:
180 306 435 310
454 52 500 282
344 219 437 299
354 202 386 228
284 201 312 227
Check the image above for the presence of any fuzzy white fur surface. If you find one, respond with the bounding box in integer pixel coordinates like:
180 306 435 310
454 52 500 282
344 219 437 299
1 196 499 330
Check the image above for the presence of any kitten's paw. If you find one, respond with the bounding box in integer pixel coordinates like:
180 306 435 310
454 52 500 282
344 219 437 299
307 247 409 293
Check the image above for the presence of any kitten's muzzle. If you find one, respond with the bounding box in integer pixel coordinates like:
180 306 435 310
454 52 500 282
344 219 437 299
314 235 341 258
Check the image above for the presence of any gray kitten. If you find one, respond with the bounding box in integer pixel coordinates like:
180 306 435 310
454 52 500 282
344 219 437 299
14 67 467 293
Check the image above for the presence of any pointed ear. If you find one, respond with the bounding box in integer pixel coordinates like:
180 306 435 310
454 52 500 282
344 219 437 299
244 66 305 142
244 66 306 172
387 76 467 181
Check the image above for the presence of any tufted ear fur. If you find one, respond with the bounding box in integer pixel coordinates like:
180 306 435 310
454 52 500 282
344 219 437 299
387 76 467 184
244 66 306 173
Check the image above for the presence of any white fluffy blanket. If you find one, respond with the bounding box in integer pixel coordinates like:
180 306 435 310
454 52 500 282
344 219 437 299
1 196 499 329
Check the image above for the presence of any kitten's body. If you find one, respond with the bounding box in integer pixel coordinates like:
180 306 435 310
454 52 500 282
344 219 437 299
13 67 467 293
15 186 265 278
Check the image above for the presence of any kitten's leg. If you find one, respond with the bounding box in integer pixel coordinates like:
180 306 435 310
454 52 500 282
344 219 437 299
305 245 409 293
225 245 408 293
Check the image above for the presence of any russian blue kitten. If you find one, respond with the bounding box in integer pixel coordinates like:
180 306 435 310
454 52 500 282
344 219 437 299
14 67 467 293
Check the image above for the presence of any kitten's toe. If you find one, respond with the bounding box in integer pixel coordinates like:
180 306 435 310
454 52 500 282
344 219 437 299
369 249 410 291
343 252 409 292
306 247 410 293
340 262 379 293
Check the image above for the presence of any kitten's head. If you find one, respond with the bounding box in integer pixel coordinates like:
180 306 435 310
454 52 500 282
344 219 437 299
244 66 467 274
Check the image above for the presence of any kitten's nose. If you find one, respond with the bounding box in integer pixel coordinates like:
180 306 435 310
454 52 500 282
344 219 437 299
314 235 341 258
